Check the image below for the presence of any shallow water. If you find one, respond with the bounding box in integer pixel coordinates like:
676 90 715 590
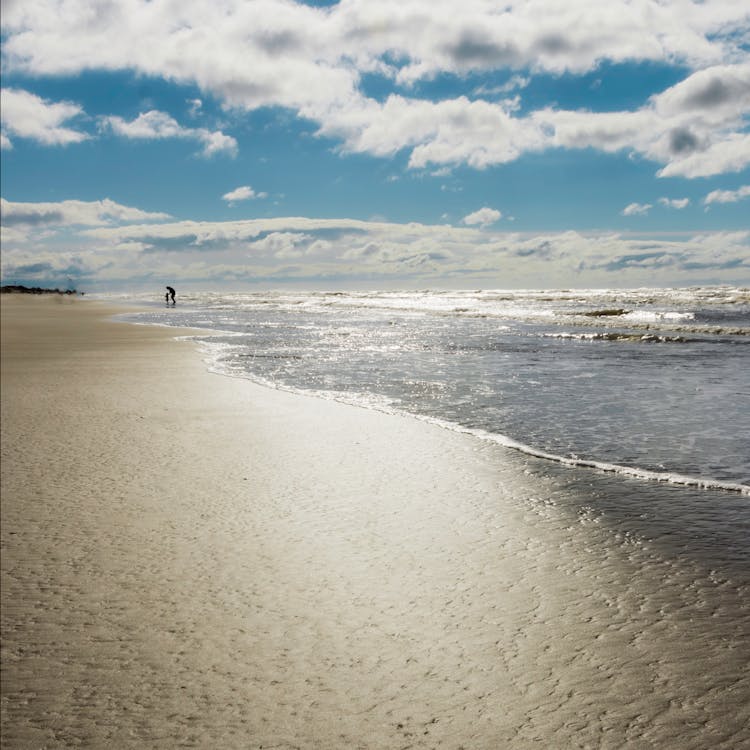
115 287 749 492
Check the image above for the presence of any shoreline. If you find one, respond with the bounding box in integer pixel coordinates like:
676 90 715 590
2 296 748 748
113 295 750 496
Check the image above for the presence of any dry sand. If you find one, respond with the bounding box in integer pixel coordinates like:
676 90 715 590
1 295 748 749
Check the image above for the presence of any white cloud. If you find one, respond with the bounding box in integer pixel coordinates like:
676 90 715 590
318 93 546 169
4 214 747 289
2 1 748 175
462 207 502 226
105 110 182 139
658 197 690 209
536 107 646 154
0 225 30 244
332 0 748 83
0 90 238 158
652 63 750 121
0 88 89 146
536 63 750 178
80 216 479 247
315 62 750 175
1 132 12 150
201 130 239 157
474 76 531 98
0 198 171 227
72 216 750 290
4 0 747 87
103 110 238 157
249 232 312 259
222 186 267 203
621 202 652 216
704 185 750 205
656 135 750 179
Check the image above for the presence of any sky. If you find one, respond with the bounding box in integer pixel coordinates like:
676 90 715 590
1 0 749 292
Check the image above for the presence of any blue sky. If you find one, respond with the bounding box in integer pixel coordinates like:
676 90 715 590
1 0 749 291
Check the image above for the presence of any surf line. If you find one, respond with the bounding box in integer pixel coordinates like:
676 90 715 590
446 423 750 495
156 327 750 497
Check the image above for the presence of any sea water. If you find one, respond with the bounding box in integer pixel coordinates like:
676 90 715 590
116 287 748 495
113 286 750 569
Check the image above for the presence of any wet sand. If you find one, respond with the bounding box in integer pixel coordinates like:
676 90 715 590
2 295 748 748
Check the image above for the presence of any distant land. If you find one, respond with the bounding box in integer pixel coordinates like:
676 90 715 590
1 285 80 295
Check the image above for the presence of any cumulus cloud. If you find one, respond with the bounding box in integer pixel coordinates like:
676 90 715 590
462 207 502 226
201 130 239 157
647 64 750 176
653 64 750 120
0 198 171 227
0 88 89 147
533 63 750 178
103 110 238 157
658 197 690 209
317 62 750 175
621 202 652 216
656 133 750 178
0 90 238 157
4 0 747 87
334 0 748 85
704 185 750 205
2 1 748 176
222 186 267 203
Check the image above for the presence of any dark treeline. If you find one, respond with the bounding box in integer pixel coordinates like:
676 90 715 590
1 285 79 295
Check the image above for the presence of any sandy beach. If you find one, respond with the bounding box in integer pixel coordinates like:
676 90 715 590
2 295 748 749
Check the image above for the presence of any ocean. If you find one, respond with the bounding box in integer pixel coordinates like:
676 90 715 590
112 286 750 570
115 287 748 494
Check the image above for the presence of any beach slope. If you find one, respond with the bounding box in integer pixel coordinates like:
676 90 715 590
2 296 748 749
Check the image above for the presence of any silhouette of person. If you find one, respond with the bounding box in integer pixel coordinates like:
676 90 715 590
165 291 170 304
166 286 176 305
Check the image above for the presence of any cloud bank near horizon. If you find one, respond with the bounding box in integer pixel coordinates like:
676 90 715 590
2 199 747 290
